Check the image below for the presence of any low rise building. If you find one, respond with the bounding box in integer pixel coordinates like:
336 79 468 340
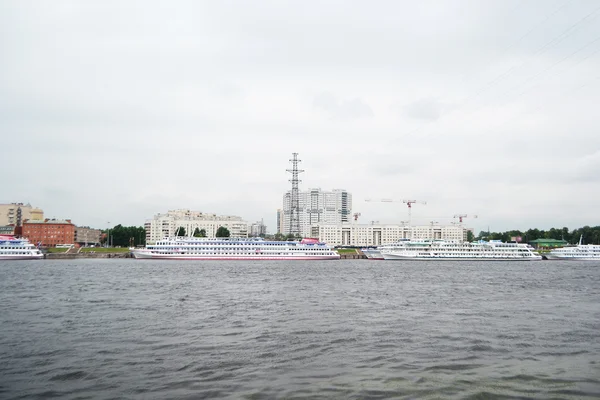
311 223 469 247
22 219 75 247
528 238 568 249
74 226 102 246
0 225 15 236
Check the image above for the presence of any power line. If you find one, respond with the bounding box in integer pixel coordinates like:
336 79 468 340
482 73 600 136
445 31 600 123
500 35 600 103
453 3 600 111
401 2 600 139
460 0 576 84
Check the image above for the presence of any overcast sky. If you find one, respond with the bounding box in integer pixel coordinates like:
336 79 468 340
1 0 599 234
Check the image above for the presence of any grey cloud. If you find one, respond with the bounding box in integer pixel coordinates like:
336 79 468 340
567 150 600 183
1 1 599 233
372 163 414 177
403 98 444 121
313 92 374 119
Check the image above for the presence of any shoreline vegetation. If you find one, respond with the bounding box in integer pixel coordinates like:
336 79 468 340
476 225 600 245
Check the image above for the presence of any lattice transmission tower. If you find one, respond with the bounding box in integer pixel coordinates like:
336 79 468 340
286 153 304 236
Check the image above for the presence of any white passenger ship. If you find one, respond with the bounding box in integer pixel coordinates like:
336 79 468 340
361 248 384 260
380 239 542 261
362 240 412 260
131 237 340 260
0 236 44 260
546 236 600 260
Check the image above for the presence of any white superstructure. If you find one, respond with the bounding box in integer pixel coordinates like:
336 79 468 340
546 237 600 260
145 209 249 244
282 188 352 237
132 237 340 260
380 240 542 261
0 236 44 260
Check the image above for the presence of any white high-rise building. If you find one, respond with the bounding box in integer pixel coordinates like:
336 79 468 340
311 223 470 247
250 220 267 237
282 188 352 237
145 209 248 244
276 209 284 234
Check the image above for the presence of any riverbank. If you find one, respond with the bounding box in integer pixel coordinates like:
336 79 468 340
45 252 133 259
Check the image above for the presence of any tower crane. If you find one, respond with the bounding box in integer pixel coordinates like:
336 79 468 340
364 198 427 228
453 214 478 224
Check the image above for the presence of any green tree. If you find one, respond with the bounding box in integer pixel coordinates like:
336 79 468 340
104 225 146 247
176 227 186 236
273 233 286 241
199 229 207 237
466 231 475 242
216 226 230 237
193 227 201 237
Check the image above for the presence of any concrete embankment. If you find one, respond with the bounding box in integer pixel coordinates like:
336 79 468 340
338 253 367 259
45 252 133 259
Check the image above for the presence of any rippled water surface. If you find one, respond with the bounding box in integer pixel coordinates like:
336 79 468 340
1 259 599 399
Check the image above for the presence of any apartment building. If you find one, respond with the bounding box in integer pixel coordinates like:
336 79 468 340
0 203 43 226
250 220 267 237
74 226 103 246
282 188 352 237
145 209 249 244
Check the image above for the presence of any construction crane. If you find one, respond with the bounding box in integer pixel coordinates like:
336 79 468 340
453 214 478 224
365 198 427 228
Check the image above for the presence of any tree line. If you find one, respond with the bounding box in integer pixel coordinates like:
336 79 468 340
175 227 230 237
102 225 146 247
477 225 600 244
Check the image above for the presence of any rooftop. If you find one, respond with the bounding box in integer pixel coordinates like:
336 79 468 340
24 218 73 225
529 239 568 243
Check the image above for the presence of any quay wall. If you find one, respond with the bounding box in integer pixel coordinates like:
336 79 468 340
45 252 133 259
339 254 366 259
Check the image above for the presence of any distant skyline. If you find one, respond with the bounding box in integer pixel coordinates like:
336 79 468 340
2 0 599 233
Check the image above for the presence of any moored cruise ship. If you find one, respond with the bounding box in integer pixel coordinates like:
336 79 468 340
0 236 44 260
362 239 411 261
380 239 542 261
132 237 340 260
546 236 600 260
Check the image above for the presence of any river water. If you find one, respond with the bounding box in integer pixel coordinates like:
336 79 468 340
1 259 599 399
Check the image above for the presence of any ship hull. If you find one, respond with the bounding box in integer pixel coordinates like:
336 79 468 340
545 255 600 260
0 254 44 261
132 251 339 260
382 254 542 261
